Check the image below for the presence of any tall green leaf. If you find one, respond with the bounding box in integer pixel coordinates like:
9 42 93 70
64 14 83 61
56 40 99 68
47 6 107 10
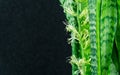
100 0 118 74
88 0 97 75
96 0 101 75
115 0 120 74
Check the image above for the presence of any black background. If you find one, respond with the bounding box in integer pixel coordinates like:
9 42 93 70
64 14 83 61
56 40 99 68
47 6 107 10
0 0 71 75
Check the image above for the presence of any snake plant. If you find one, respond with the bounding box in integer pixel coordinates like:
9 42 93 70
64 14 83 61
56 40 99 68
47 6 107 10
59 0 120 75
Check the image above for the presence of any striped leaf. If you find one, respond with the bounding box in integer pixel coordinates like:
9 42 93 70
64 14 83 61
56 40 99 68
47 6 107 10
100 0 117 74
88 0 98 75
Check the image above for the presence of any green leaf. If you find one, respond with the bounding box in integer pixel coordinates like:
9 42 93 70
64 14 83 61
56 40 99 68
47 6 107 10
100 0 117 74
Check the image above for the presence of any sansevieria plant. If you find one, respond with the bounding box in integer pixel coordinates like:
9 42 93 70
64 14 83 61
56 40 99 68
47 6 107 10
59 0 120 75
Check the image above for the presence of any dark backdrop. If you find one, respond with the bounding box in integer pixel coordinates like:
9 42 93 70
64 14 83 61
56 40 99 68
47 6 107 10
0 0 71 75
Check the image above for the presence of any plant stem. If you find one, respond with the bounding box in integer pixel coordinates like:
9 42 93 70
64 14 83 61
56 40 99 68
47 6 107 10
71 39 79 75
76 1 85 75
96 0 101 75
76 1 82 59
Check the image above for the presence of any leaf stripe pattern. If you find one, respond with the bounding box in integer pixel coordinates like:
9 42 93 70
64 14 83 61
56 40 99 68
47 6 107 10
100 0 117 74
88 0 97 75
